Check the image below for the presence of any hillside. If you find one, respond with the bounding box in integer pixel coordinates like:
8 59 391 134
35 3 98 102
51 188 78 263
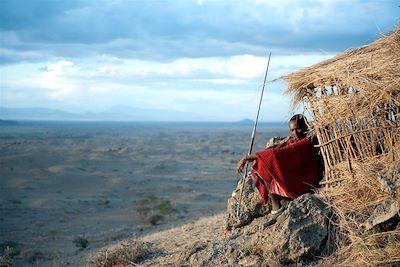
89 156 400 267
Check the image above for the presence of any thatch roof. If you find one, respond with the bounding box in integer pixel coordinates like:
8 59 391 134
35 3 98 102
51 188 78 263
282 27 400 110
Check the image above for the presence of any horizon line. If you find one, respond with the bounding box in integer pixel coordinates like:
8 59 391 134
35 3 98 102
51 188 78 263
0 118 288 124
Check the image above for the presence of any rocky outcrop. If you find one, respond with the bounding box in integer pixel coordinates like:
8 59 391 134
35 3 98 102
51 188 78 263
363 197 400 230
363 161 400 231
91 155 400 266
240 194 331 266
180 194 331 266
225 175 269 230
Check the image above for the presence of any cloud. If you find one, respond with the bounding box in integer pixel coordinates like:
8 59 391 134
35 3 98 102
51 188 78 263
0 0 398 121
0 52 324 115
40 60 78 98
1 0 398 63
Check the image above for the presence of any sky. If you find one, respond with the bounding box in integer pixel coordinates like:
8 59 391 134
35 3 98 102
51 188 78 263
0 0 399 121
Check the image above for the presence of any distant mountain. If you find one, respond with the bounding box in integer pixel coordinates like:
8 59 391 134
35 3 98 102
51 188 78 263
0 106 203 121
0 107 80 120
236 119 254 125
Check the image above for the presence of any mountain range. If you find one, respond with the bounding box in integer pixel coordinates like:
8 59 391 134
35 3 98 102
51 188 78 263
0 106 205 121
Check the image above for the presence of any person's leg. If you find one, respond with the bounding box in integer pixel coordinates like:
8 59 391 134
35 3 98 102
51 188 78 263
269 194 282 212
254 173 284 213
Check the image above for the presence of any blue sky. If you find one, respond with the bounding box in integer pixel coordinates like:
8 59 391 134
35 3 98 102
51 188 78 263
0 0 399 121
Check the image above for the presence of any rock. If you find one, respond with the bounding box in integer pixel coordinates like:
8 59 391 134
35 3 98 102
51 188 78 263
73 237 89 249
240 194 331 266
155 194 332 266
177 240 226 267
225 174 269 230
265 136 290 149
363 197 400 230
377 161 400 195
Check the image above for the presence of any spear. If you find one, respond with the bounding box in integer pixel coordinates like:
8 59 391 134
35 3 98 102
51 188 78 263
236 52 271 217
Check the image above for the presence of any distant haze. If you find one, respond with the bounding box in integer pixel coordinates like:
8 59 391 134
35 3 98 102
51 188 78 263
0 106 279 122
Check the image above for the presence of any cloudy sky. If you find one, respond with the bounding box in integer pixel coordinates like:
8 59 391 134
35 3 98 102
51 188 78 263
0 0 399 121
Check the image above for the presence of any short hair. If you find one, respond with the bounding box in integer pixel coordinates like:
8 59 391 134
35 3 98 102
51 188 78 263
289 114 309 132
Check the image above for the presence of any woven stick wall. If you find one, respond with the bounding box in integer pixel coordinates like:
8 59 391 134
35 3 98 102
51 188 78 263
281 27 400 187
304 87 399 186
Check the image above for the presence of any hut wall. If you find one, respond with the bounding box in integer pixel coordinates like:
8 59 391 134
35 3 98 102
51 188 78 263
304 87 400 187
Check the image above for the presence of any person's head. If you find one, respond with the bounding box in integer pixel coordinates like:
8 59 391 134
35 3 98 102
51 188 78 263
289 114 309 140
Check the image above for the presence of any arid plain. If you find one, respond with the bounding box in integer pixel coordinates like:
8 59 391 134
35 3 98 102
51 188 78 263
0 121 288 266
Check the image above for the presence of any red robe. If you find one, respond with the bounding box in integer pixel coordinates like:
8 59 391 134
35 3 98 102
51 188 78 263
251 137 322 204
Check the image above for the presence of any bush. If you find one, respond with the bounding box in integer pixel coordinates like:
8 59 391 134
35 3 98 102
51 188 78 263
136 195 177 225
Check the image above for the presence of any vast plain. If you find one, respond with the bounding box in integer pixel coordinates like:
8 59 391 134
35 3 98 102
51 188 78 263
0 121 288 266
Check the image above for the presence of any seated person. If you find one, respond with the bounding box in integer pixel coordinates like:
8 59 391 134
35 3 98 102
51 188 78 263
236 114 323 214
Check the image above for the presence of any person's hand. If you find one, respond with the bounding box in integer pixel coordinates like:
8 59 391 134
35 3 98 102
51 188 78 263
236 156 247 173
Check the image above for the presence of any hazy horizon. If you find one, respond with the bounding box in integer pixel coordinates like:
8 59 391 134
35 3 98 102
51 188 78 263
0 105 302 123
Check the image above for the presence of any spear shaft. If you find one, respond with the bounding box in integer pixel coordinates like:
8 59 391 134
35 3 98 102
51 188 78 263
236 52 271 217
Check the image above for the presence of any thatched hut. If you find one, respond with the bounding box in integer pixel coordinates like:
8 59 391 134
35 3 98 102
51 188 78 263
282 28 400 187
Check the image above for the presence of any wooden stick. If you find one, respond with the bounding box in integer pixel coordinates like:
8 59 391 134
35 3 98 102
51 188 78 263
315 125 400 148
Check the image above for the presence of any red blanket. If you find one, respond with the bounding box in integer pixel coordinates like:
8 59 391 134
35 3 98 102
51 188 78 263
251 137 322 204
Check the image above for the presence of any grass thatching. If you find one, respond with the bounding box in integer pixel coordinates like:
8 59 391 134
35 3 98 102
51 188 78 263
281 27 400 186
316 153 400 266
282 26 400 265
282 27 400 113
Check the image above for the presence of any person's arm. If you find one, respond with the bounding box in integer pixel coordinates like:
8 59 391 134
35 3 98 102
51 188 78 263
236 154 258 173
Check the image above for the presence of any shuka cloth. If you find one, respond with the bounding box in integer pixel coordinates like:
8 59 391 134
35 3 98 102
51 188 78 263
251 137 322 204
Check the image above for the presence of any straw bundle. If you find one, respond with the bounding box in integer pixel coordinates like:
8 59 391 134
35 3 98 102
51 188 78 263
281 27 400 185
282 27 400 110
280 27 400 265
316 154 400 266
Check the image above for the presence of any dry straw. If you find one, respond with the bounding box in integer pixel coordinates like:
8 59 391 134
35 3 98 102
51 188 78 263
316 155 400 266
282 27 400 265
282 27 400 186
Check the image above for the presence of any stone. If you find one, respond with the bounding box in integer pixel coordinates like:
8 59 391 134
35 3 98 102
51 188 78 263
377 161 400 195
180 194 332 266
265 136 290 149
241 194 331 266
363 197 400 230
73 237 89 249
224 174 269 230
177 240 226 267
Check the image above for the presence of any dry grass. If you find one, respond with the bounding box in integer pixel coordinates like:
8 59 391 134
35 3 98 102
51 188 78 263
282 27 400 111
281 26 400 186
281 28 400 265
89 240 162 267
316 155 400 266
89 214 225 266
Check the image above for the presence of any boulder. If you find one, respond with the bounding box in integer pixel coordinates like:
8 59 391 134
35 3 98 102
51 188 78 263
239 194 331 266
184 194 332 266
363 197 400 231
363 161 400 231
225 174 269 230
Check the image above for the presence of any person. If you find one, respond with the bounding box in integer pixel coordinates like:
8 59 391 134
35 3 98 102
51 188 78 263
236 114 323 214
